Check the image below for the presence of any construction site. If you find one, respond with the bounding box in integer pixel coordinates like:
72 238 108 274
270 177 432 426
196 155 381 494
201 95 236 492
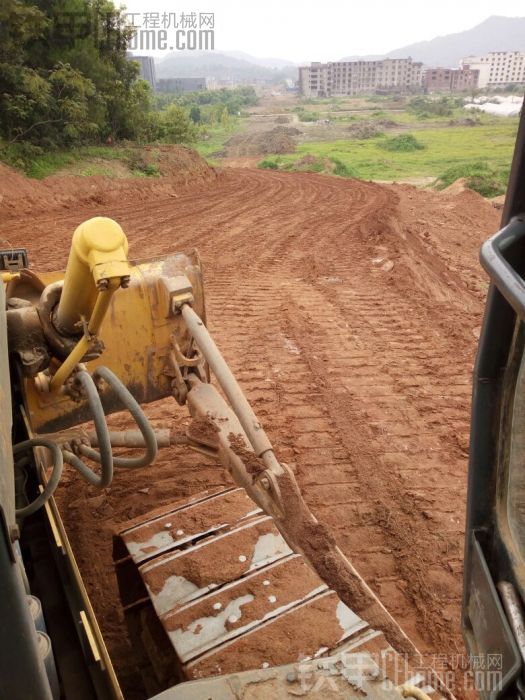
0 142 501 697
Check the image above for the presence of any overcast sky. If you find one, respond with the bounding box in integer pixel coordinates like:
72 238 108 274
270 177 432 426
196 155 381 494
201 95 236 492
121 0 525 62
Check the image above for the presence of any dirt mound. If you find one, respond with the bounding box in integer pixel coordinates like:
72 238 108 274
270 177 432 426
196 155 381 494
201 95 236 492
442 177 470 195
347 120 396 139
0 163 47 213
491 193 506 209
347 122 383 139
274 115 291 124
225 127 300 157
145 145 213 179
0 146 216 219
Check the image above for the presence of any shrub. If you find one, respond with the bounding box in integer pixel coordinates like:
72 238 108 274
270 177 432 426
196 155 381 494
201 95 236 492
379 134 425 152
258 158 279 169
330 157 358 178
296 109 318 122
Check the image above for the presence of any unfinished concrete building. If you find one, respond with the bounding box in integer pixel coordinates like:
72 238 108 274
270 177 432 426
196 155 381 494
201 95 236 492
424 67 479 93
299 58 424 97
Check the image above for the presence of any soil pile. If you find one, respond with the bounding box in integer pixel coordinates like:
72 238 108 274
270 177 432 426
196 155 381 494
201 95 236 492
224 126 301 156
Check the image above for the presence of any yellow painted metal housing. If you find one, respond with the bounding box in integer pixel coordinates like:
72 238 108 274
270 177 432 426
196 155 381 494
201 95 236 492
54 217 131 336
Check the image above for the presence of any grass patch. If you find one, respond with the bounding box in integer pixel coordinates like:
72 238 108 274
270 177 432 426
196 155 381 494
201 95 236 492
257 154 358 178
0 142 171 179
194 122 244 160
435 161 509 197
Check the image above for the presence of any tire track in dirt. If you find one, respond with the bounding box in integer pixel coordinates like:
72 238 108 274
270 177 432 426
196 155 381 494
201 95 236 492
5 166 500 697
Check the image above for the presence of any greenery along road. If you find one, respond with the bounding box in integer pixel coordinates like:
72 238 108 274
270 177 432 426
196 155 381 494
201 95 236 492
0 0 256 171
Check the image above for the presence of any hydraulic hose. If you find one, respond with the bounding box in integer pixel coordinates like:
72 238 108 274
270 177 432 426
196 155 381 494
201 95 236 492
14 439 63 519
14 367 155 512
62 369 113 487
78 366 157 470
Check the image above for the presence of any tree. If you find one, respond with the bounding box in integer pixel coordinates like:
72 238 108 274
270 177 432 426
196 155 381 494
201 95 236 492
159 105 196 143
189 105 201 124
0 0 155 148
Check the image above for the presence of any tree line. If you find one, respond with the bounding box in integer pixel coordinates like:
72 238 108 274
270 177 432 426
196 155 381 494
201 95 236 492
0 0 258 162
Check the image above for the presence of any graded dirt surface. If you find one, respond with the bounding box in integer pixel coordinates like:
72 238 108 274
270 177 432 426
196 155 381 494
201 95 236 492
1 162 500 697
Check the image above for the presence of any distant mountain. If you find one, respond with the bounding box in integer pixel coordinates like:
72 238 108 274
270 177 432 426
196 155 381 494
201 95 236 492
341 16 525 68
221 51 297 69
338 54 383 63
156 50 296 81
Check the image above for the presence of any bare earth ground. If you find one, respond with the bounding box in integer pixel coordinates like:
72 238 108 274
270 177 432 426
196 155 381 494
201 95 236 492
1 161 500 697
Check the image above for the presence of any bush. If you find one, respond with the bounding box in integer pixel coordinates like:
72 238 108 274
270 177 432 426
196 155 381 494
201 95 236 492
296 109 318 122
435 161 509 198
258 158 279 169
379 134 425 152
330 157 358 178
407 96 461 118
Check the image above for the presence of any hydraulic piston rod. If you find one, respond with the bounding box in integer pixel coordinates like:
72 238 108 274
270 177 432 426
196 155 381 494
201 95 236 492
181 303 283 476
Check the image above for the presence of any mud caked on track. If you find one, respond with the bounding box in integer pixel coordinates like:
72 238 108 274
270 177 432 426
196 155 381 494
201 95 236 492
1 153 499 697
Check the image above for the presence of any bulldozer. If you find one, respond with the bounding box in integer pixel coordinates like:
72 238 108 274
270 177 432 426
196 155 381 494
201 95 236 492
1 107 525 699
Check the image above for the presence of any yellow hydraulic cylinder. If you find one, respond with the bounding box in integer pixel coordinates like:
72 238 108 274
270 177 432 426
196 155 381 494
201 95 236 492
54 217 131 336
47 217 132 392
49 279 120 392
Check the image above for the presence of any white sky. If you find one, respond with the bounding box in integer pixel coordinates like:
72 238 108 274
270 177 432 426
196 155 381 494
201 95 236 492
121 0 525 62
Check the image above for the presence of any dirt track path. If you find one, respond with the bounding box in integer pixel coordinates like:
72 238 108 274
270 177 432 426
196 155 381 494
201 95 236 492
4 167 499 695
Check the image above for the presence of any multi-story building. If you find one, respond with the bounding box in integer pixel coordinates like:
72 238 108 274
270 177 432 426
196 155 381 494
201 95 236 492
127 54 157 90
299 58 424 97
450 67 479 92
299 62 329 96
461 51 525 88
156 77 207 93
424 67 479 92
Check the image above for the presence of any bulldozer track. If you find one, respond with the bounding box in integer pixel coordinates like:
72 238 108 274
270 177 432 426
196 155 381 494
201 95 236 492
5 166 499 697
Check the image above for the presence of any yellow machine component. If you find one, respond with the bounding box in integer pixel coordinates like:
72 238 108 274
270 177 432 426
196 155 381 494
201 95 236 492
47 217 132 392
2 272 20 283
12 217 205 433
49 278 121 392
54 217 131 336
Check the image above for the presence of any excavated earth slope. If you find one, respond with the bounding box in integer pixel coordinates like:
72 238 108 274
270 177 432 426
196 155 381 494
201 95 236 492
1 163 500 697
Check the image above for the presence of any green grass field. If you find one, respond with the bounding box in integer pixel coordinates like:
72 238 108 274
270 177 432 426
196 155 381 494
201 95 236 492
264 121 518 187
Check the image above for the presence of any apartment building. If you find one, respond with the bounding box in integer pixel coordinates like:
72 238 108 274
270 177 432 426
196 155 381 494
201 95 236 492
299 58 424 97
461 51 525 88
424 67 479 92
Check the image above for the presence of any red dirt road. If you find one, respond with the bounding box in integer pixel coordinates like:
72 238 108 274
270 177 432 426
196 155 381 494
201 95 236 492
3 165 499 696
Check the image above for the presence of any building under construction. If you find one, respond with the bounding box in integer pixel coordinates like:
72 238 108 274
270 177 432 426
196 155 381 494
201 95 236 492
299 58 424 97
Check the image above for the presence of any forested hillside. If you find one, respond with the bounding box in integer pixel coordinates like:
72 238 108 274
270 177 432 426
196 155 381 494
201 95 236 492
0 0 156 148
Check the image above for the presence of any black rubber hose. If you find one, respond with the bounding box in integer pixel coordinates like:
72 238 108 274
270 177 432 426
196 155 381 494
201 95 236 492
78 366 157 470
63 370 113 487
14 438 63 519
